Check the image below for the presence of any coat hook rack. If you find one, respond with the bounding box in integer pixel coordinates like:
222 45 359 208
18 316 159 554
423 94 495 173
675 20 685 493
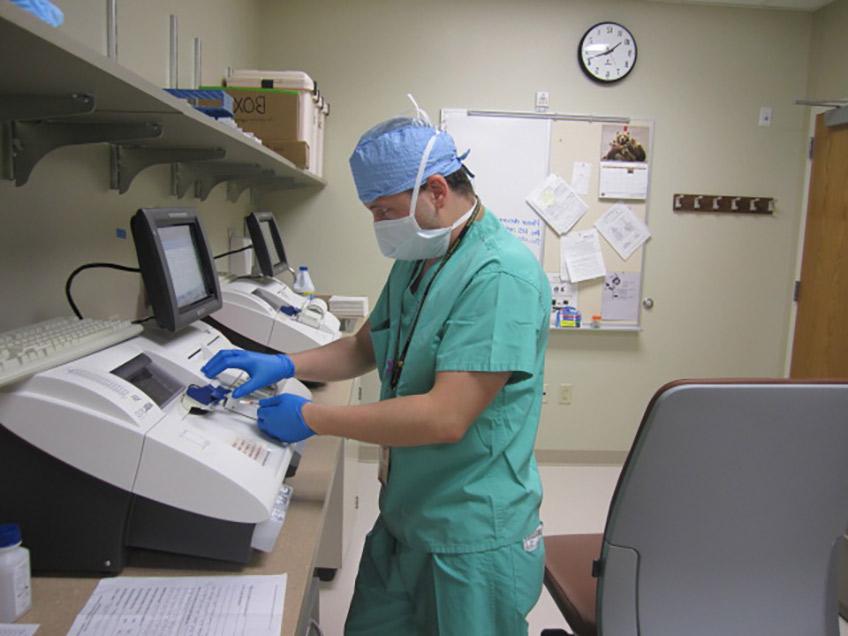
673 194 774 215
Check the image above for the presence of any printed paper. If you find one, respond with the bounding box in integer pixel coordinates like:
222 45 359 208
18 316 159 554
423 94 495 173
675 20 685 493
526 174 589 236
561 229 607 283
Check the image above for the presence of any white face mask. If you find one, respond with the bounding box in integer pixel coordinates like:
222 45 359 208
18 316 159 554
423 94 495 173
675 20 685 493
374 201 475 260
373 133 474 260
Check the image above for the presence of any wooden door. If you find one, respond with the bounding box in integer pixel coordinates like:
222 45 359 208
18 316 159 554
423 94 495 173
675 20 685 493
790 113 848 378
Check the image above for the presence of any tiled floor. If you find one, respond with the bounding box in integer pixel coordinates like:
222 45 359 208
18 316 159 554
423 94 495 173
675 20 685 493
319 461 848 635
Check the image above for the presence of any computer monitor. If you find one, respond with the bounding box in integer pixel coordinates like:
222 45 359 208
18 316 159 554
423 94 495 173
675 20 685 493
245 211 289 278
131 208 222 332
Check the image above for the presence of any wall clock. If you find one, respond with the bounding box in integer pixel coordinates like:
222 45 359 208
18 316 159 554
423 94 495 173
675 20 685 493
578 22 637 84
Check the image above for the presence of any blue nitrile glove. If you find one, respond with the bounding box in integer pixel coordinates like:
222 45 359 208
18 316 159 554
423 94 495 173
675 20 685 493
10 0 64 27
257 394 315 443
201 350 295 399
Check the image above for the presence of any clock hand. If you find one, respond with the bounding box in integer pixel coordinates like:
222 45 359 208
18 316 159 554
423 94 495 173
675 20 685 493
604 42 622 56
586 42 622 61
587 47 611 61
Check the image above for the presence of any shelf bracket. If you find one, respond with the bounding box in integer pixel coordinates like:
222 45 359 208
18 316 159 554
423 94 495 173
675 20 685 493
0 93 95 122
110 145 225 194
226 171 279 202
248 176 298 206
196 164 265 201
8 120 162 186
172 161 263 200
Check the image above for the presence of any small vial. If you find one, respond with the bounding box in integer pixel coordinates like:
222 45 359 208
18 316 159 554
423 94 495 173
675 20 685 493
591 314 602 328
0 523 32 622
293 266 316 295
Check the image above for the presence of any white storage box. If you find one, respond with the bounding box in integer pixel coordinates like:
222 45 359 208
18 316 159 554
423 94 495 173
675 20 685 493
227 69 327 176
227 69 316 92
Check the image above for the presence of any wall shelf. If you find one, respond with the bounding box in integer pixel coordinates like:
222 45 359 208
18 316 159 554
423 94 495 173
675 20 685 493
550 325 642 333
0 5 325 195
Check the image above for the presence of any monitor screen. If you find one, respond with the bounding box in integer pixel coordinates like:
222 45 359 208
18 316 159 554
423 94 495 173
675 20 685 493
260 220 282 267
158 225 208 308
131 208 222 333
245 212 288 278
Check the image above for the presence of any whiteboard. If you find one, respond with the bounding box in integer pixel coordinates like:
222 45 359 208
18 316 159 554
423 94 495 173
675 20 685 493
441 109 550 261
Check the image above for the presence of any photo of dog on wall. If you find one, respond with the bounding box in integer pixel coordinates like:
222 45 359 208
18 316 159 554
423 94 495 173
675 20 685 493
600 125 649 163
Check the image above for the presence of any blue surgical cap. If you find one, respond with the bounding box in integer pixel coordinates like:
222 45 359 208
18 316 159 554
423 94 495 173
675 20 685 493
349 117 465 204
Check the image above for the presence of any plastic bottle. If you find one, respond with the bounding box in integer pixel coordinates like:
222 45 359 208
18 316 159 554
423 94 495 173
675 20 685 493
0 523 32 622
293 266 316 295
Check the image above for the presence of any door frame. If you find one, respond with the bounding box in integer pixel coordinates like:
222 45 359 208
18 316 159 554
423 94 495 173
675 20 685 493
783 106 830 376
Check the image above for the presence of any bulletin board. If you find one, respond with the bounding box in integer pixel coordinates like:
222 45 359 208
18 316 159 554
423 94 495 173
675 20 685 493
443 109 653 332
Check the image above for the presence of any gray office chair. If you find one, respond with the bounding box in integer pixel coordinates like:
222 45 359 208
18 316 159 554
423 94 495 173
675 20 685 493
543 379 848 636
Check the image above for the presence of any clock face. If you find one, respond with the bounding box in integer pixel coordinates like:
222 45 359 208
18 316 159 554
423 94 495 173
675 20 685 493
578 22 637 84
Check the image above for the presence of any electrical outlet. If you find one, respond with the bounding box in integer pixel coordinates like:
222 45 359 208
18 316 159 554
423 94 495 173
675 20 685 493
543 383 549 404
559 384 572 405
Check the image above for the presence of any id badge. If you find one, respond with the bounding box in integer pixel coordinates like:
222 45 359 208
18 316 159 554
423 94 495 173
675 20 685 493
378 446 391 485
523 523 544 552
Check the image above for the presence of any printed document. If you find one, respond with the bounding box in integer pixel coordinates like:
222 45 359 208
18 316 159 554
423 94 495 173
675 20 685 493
561 229 606 283
595 204 651 260
570 161 592 195
598 162 648 200
526 174 588 236
601 272 642 321
67 574 286 636
0 626 38 636
546 273 579 308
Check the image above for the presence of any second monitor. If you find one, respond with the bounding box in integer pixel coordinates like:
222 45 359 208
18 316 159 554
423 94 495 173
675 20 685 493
207 211 341 354
247 211 294 279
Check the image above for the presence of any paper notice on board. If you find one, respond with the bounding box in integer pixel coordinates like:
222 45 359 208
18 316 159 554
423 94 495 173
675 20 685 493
601 272 641 321
598 162 648 200
561 229 606 283
546 273 579 308
598 124 650 200
526 174 588 236
570 161 591 195
595 203 651 260
0 626 39 636
67 574 286 636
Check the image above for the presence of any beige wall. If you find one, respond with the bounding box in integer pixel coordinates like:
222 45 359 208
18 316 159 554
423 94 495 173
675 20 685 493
259 0 813 452
808 0 848 100
0 0 263 329
2 1 834 454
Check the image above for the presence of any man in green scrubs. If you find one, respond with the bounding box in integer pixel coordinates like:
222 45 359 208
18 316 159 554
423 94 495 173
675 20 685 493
202 106 551 634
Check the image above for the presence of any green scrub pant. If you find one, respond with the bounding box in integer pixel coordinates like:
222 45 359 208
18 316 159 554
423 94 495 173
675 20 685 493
344 518 545 636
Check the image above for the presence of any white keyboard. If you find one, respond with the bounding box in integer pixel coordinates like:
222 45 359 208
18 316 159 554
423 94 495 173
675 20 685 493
0 317 143 388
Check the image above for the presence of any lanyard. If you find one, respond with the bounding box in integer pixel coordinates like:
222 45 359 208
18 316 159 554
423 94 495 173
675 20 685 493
388 199 482 390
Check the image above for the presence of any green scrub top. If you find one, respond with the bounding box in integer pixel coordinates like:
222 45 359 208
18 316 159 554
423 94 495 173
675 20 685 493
369 208 551 554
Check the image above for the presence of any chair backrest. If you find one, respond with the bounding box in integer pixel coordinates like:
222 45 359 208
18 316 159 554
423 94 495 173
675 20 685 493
597 380 848 636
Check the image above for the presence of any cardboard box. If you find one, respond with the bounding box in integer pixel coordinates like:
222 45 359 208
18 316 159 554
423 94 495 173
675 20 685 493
213 86 308 143
268 141 310 170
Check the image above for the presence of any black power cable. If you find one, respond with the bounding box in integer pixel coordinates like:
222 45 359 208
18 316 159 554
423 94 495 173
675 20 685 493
65 262 141 320
214 244 253 260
